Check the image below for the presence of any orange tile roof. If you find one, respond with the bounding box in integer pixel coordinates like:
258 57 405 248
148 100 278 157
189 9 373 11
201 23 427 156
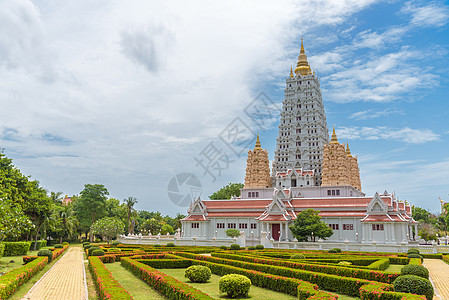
203 200 271 209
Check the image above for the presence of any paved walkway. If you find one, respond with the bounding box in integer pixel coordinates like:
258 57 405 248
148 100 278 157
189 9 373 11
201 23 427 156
423 259 449 300
23 246 87 300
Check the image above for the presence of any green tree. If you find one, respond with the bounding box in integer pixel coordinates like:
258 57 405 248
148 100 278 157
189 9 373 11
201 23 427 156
141 218 162 235
226 228 240 238
90 217 125 242
210 183 244 200
289 209 333 242
0 198 33 241
419 223 437 243
74 184 109 241
412 206 431 223
160 224 174 235
124 197 138 234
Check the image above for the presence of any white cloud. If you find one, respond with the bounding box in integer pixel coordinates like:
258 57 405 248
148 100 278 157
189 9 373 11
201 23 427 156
349 109 403 120
337 126 440 144
402 1 449 27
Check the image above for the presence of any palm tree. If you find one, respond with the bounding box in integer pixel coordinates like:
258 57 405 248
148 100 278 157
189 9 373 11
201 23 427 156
124 197 138 234
50 191 63 203
58 204 78 243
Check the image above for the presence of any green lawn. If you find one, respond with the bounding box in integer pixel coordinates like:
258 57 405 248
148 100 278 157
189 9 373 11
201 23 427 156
105 262 166 300
384 264 404 273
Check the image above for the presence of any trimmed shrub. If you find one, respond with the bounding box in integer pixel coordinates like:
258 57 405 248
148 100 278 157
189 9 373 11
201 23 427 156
22 256 38 264
185 265 212 283
92 250 105 256
153 244 162 248
230 244 241 250
0 243 5 258
255 245 264 250
54 244 63 249
62 242 69 246
88 256 132 300
37 249 53 263
338 261 352 266
88 246 101 256
108 248 122 254
166 242 175 247
407 248 420 255
0 257 47 299
401 264 429 279
219 274 251 298
328 248 342 253
84 244 93 250
83 242 90 247
3 242 31 256
408 254 424 262
110 241 120 247
247 246 256 250
291 254 306 260
394 275 433 300
220 246 227 250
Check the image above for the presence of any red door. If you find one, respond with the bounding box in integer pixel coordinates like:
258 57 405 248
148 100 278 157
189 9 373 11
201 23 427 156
272 224 280 241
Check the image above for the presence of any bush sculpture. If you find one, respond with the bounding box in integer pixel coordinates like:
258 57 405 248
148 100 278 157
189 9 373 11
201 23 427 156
407 248 420 255
401 264 429 279
185 265 211 283
219 274 251 298
88 246 101 256
54 244 63 249
37 249 53 262
166 242 175 247
393 275 433 300
255 245 264 250
328 248 342 253
91 249 105 256
230 244 240 250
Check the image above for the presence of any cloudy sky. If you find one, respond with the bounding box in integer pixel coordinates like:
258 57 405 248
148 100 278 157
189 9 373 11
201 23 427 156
1 0 448 215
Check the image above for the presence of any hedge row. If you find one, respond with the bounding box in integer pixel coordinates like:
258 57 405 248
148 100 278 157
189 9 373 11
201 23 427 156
52 245 69 260
367 258 390 271
389 257 410 265
212 252 398 283
137 258 192 269
0 257 48 299
409 258 422 265
22 256 38 264
420 254 442 259
2 242 31 256
97 251 147 263
176 252 371 297
443 255 449 264
121 257 214 300
360 282 426 300
88 256 132 300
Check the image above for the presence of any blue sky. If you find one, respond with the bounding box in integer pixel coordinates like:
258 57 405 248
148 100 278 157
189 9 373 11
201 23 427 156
0 0 448 216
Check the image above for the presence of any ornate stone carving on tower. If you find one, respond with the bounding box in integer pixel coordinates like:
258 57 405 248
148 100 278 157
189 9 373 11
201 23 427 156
321 127 362 190
244 135 271 189
272 38 329 186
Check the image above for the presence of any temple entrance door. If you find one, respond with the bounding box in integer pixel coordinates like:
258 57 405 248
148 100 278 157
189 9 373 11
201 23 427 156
272 224 280 241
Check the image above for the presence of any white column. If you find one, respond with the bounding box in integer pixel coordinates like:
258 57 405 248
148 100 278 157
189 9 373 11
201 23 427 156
391 223 396 242
339 218 343 240
362 223 366 242
401 223 406 241
414 224 418 240
384 223 389 243
280 223 284 240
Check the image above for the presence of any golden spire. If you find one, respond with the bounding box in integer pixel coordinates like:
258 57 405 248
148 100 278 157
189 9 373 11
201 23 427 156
294 37 311 76
330 126 339 144
289 66 294 78
254 134 262 150
346 142 352 156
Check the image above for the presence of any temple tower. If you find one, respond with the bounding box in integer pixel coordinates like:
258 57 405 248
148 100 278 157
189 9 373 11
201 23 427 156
272 38 329 185
321 127 362 190
244 135 271 189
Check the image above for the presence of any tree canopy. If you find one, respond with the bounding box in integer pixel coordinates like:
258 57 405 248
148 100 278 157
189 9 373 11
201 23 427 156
90 217 125 242
289 209 333 242
210 183 244 200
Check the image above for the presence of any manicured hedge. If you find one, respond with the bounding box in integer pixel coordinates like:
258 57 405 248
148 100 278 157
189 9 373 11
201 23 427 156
443 255 449 264
420 254 442 259
0 257 48 299
0 243 5 258
121 257 214 300
137 258 192 269
360 282 426 300
3 242 31 256
22 255 38 264
211 252 398 283
88 256 132 300
97 251 148 263
367 258 390 271
52 245 69 260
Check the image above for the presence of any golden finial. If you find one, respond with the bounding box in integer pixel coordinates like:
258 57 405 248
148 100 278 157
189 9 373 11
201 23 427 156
289 66 294 78
330 126 339 144
294 37 311 76
255 134 262 150
346 142 352 156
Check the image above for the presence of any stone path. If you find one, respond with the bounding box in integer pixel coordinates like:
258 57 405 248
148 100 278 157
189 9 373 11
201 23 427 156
23 246 87 300
424 259 449 300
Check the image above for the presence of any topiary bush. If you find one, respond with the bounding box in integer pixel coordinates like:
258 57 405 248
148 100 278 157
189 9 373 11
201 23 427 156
291 254 306 259
154 244 162 248
407 248 420 255
220 246 227 250
338 261 352 266
226 228 241 238
62 242 69 246
393 275 433 300
185 265 211 283
91 249 105 256
328 248 342 253
219 274 251 298
230 244 240 250
54 244 63 249
247 246 255 250
37 249 53 263
88 246 101 256
255 245 264 250
110 241 120 247
84 244 92 250
401 264 429 279
83 242 90 247
408 253 423 262
166 243 175 247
